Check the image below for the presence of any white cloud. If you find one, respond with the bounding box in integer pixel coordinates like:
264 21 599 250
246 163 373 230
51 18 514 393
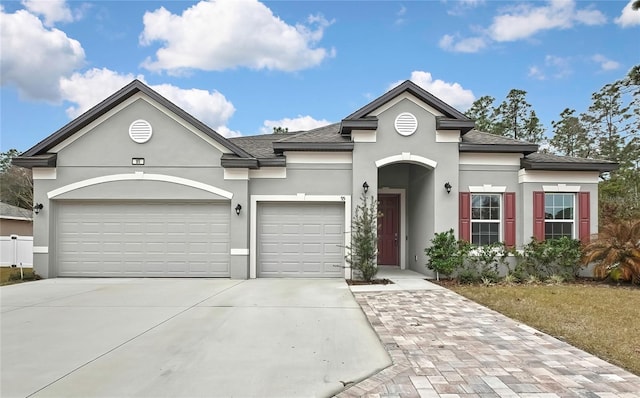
615 0 640 27
59 68 143 118
528 55 572 80
447 0 485 16
0 7 85 101
395 5 406 25
488 0 606 42
152 83 236 132
140 0 335 73
592 54 621 71
261 116 331 134
439 34 487 53
442 0 607 53
59 68 238 137
528 66 546 80
21 0 74 26
391 71 476 111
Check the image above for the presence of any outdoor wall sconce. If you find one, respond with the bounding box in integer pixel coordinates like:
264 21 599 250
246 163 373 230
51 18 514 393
444 182 452 194
235 204 242 215
33 203 43 215
362 181 369 194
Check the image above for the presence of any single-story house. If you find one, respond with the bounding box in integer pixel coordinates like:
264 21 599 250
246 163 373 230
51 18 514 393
0 202 33 237
14 80 617 279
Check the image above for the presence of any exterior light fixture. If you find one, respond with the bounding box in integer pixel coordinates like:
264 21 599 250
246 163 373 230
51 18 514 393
362 181 369 194
235 204 242 215
444 182 452 194
33 203 43 215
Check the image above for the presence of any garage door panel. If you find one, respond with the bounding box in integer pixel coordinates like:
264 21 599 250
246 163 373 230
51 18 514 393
56 202 230 277
257 203 344 278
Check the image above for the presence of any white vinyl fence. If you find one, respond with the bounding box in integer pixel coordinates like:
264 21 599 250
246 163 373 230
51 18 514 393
0 235 33 267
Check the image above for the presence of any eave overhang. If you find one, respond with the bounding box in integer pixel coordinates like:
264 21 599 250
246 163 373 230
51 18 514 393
272 142 354 154
520 159 619 172
12 154 57 169
339 118 378 135
459 143 539 155
436 117 475 134
220 155 259 169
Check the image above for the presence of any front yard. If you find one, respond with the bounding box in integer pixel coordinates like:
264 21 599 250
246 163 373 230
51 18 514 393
450 283 640 376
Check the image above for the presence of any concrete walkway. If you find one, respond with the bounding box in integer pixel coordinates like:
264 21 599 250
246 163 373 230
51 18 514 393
338 267 640 397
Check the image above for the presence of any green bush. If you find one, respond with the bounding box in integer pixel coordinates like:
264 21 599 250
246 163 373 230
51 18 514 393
425 229 470 280
520 237 583 280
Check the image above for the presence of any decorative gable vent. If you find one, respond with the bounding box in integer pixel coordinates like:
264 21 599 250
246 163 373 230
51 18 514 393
129 120 153 143
394 113 418 136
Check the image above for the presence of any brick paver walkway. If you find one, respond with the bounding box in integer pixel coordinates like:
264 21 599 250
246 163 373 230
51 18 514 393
336 289 640 398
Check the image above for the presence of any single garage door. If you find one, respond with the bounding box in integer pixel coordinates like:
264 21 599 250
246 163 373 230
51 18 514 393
258 202 344 278
56 202 230 277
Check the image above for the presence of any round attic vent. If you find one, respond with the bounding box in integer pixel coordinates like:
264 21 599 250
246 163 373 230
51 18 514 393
394 112 418 136
128 120 153 143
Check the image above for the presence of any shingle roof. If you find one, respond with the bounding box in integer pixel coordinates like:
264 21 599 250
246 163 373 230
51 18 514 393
522 152 618 171
460 130 539 154
228 133 296 158
275 123 344 143
0 202 32 220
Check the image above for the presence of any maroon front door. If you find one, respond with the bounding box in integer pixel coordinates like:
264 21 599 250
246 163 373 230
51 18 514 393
377 194 400 266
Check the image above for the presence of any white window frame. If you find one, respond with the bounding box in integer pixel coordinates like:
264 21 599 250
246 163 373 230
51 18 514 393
470 193 502 246
544 192 576 240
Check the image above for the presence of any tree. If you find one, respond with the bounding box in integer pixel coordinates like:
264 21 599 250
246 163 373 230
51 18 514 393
0 149 33 209
493 89 545 143
581 81 631 163
272 126 289 134
550 108 593 158
465 95 497 132
346 193 380 282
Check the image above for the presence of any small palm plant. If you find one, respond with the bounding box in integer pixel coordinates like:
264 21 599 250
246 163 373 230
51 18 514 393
581 220 640 284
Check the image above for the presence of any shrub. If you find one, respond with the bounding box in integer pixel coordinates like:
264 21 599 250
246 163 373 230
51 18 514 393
346 193 380 282
468 242 507 283
425 229 470 281
521 237 583 280
582 220 640 284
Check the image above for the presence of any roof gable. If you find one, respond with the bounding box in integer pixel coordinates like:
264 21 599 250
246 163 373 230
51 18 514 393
340 80 474 135
16 80 252 164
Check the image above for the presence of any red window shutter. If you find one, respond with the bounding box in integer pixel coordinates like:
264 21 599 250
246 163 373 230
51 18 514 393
533 191 545 241
578 192 591 243
459 192 470 242
504 192 516 247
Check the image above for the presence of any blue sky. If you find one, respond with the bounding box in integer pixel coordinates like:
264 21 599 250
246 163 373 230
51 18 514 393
1 0 638 152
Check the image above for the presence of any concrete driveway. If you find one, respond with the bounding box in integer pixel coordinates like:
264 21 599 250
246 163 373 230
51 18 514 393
1 278 390 398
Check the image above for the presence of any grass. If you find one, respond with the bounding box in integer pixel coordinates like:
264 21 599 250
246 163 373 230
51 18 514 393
450 283 640 376
0 266 36 286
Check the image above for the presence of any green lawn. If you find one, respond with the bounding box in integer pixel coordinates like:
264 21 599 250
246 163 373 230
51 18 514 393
0 266 36 285
450 283 640 376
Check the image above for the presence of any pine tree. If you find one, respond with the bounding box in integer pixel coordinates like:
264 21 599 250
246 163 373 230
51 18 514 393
550 108 593 158
465 95 497 133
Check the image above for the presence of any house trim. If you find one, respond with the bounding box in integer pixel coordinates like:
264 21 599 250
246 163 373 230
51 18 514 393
32 168 57 180
47 172 234 199
249 167 287 179
249 194 352 279
518 169 599 184
33 246 48 254
543 184 581 192
460 153 522 166
224 168 249 180
375 153 437 169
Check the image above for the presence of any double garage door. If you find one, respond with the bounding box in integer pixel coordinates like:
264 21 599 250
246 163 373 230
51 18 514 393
257 203 344 278
56 202 230 277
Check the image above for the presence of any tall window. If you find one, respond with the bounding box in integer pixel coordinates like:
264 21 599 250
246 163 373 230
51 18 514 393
471 194 501 245
544 193 574 239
